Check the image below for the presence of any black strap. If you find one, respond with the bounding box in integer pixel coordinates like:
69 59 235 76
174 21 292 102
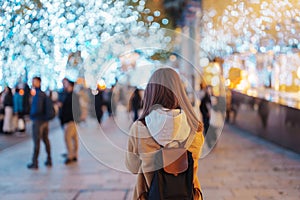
139 118 146 126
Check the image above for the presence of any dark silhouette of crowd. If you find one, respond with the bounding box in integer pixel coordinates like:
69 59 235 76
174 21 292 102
0 84 31 135
94 86 115 125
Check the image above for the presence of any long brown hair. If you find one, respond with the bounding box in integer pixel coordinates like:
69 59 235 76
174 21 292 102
139 68 202 133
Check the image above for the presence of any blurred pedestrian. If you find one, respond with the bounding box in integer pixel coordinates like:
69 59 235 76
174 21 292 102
230 90 240 123
225 88 232 123
125 68 204 200
13 87 26 135
110 85 118 116
27 77 52 169
258 99 269 128
58 78 81 165
77 85 89 123
199 84 212 136
22 83 31 116
206 95 224 148
128 87 142 121
95 88 104 124
3 87 14 134
103 88 112 117
0 91 4 133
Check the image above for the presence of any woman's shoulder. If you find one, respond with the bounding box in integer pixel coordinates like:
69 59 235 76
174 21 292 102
129 120 150 137
130 120 144 129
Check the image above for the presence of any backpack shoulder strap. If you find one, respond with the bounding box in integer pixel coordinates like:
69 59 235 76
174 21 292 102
139 118 146 126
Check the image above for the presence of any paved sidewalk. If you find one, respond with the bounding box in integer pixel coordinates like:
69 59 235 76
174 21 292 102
0 110 299 199
0 118 61 151
199 125 300 200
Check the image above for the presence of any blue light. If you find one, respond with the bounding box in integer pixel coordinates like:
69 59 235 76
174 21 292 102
260 46 266 53
162 18 169 25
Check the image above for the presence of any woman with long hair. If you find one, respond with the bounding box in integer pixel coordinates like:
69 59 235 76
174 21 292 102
125 67 204 200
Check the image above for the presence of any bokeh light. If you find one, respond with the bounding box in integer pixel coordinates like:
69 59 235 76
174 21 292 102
0 0 167 90
201 0 300 59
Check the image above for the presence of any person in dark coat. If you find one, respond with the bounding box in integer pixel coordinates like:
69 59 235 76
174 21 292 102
199 85 212 136
13 87 26 134
22 83 31 116
0 91 4 133
3 87 14 134
129 88 142 121
27 77 52 169
95 89 104 124
103 89 113 117
58 78 81 164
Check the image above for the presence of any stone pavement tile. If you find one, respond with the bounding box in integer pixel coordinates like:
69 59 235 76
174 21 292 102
125 189 134 200
74 168 135 190
202 188 234 200
0 192 46 200
199 177 227 188
232 188 283 199
1 191 76 200
103 175 136 189
0 132 30 150
43 192 78 200
199 124 300 199
76 190 126 200
277 189 300 200
223 197 257 200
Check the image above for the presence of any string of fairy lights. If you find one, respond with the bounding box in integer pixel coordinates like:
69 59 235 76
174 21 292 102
0 0 170 90
200 0 300 58
1 0 299 91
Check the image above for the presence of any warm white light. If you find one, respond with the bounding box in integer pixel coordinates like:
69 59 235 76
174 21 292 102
201 0 300 58
97 79 106 90
199 57 209 67
225 79 231 87
91 89 99 96
211 76 220 87
169 55 177 62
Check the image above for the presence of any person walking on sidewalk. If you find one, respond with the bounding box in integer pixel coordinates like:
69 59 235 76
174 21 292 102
0 91 4 133
125 68 204 200
128 87 142 122
58 78 81 165
27 77 52 169
94 88 104 125
3 86 14 134
13 87 26 135
199 84 212 136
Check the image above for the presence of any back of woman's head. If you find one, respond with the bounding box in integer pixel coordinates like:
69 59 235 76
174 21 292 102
142 68 179 109
140 67 202 133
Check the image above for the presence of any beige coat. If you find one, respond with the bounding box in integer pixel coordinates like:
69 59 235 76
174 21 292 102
125 120 204 200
